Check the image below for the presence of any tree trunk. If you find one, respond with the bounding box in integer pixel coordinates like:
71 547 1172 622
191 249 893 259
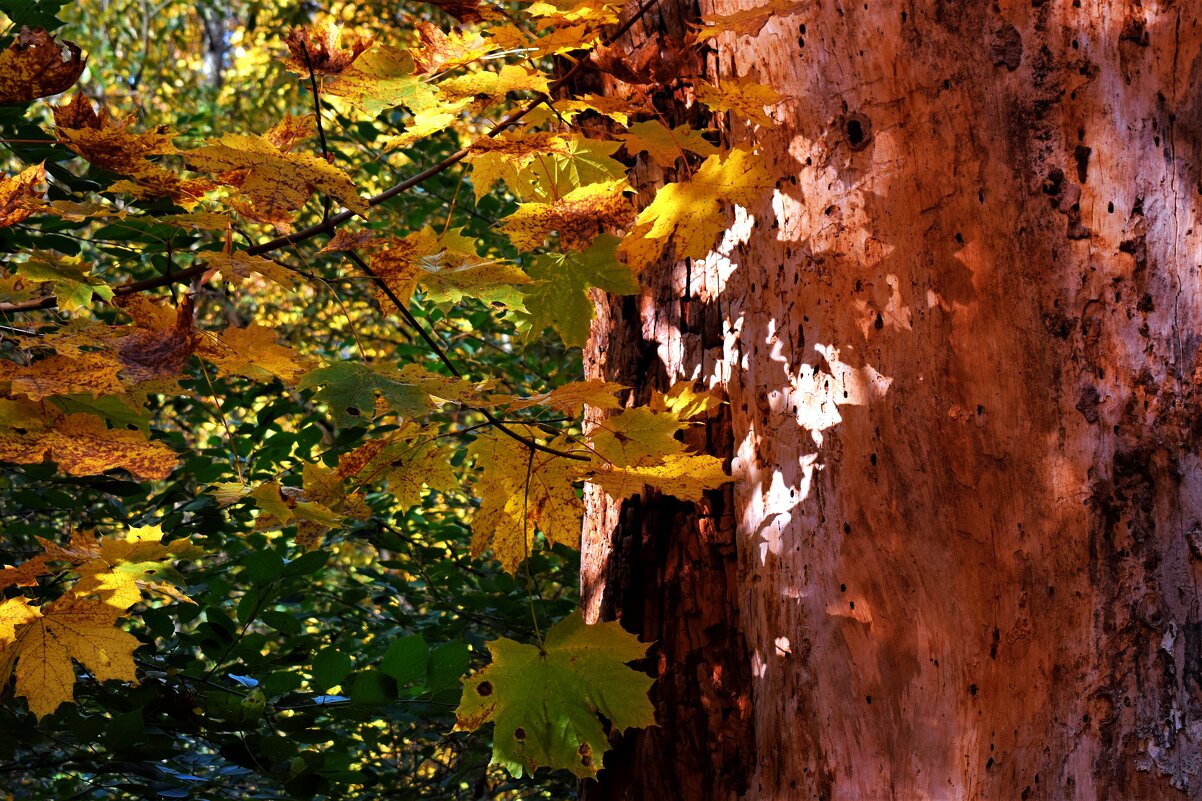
582 1 1202 799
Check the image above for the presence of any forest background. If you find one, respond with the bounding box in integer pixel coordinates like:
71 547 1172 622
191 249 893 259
0 0 769 797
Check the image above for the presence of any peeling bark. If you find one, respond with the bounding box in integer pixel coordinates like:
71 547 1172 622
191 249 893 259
582 1 1202 799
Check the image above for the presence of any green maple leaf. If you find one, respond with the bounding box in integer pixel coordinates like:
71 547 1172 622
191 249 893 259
455 611 655 778
15 252 114 312
299 362 436 425
518 234 638 347
531 137 627 201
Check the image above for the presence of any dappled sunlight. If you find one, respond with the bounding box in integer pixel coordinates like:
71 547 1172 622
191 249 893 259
729 320 894 565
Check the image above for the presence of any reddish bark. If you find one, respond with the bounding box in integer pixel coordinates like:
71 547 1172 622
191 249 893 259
583 1 1202 799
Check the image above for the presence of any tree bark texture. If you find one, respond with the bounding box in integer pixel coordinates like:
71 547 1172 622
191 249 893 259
582 1 1202 799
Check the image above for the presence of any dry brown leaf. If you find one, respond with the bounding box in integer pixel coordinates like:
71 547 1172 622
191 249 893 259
0 28 85 104
52 93 102 129
115 295 196 383
282 23 374 78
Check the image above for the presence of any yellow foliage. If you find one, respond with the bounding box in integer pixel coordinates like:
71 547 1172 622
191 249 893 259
469 431 586 573
695 78 784 127
632 145 772 259
4 595 139 719
185 132 369 228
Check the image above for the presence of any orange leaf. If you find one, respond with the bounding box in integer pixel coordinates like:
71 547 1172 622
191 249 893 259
0 163 45 229
3 595 139 719
0 399 178 480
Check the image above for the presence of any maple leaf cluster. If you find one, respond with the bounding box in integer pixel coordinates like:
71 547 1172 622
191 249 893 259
0 527 196 718
0 0 795 783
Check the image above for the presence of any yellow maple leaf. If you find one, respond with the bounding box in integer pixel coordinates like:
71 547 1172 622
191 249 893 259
385 100 471 150
584 402 730 500
336 423 458 508
0 28 85 104
34 198 125 223
248 481 297 525
632 146 772 259
617 120 718 168
199 250 298 289
154 211 232 231
199 323 314 385
185 132 368 228
588 452 729 500
324 45 440 116
46 525 198 611
650 380 724 420
525 0 622 25
695 78 783 127
588 406 687 467
616 220 664 274
438 64 549 104
689 0 807 42
371 226 530 310
295 462 368 550
498 379 626 416
552 93 647 127
4 595 139 719
0 399 178 480
486 22 599 57
0 163 46 229
500 179 633 251
465 131 573 200
469 432 586 573
0 597 39 688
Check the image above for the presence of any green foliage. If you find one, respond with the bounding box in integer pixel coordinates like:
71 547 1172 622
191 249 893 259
456 612 654 779
0 0 777 796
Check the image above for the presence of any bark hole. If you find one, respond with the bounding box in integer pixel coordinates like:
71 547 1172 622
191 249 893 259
845 113 872 150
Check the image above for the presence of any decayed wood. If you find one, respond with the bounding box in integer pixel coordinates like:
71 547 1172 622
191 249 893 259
583 0 1202 799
